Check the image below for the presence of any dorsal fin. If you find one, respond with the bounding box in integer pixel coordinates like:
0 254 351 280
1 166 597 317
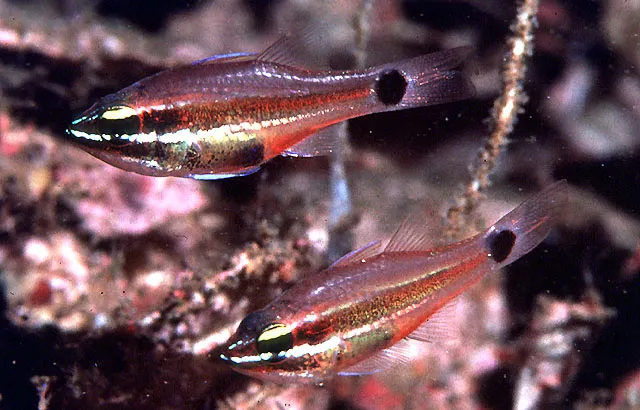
384 206 440 253
329 240 382 269
257 34 299 66
191 52 256 66
257 31 328 69
282 125 342 157
338 338 416 376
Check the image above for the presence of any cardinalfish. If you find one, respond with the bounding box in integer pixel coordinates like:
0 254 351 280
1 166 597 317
65 37 474 179
220 181 568 382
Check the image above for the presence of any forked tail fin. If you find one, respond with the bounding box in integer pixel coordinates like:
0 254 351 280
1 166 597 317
483 180 568 267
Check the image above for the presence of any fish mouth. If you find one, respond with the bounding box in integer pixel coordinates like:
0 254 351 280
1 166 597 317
64 108 106 149
219 341 244 366
219 352 247 368
219 340 266 369
218 349 253 366
64 126 101 147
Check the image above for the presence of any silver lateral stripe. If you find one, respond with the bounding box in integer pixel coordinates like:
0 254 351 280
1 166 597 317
68 129 158 144
70 116 299 145
226 336 341 365
68 129 104 142
284 336 341 360
158 126 258 144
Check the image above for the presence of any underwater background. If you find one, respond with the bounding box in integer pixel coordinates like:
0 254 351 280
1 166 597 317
0 0 639 408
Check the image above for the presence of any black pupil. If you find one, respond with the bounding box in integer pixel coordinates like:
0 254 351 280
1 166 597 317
98 108 141 141
256 324 293 362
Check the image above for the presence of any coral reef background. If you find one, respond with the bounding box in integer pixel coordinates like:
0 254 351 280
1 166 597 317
0 0 639 409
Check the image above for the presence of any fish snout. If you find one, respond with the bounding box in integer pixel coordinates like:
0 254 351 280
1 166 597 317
67 103 141 148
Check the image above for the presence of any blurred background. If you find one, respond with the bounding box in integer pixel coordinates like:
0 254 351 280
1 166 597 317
0 0 639 409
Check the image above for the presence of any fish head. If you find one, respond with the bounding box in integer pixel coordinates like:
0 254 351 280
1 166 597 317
67 91 140 145
221 307 342 384
65 93 179 177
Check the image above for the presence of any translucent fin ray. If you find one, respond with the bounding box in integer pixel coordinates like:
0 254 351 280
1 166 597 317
282 125 341 157
384 207 439 253
329 240 382 269
382 46 476 108
406 298 459 343
338 339 416 376
257 31 328 69
485 180 568 267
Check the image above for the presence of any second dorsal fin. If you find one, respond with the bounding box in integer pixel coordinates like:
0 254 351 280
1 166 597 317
257 30 328 69
384 207 440 253
257 34 300 66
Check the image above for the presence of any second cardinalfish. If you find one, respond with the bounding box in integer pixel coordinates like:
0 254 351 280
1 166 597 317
65 37 474 179
220 181 568 382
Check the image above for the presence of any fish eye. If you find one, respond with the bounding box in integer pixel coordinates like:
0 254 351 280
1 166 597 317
96 105 141 142
256 323 293 362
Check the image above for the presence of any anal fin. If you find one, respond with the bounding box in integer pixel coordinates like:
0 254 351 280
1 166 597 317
282 125 341 157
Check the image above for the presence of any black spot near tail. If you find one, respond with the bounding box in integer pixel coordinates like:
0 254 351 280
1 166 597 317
375 70 407 105
488 230 516 263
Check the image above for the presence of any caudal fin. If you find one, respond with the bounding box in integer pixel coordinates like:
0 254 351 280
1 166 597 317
373 46 476 110
483 180 568 267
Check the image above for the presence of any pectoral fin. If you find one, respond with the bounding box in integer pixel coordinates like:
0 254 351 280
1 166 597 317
405 298 459 343
338 300 459 377
338 339 416 376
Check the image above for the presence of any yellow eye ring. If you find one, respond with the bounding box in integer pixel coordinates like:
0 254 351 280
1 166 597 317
100 105 138 121
256 323 293 362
